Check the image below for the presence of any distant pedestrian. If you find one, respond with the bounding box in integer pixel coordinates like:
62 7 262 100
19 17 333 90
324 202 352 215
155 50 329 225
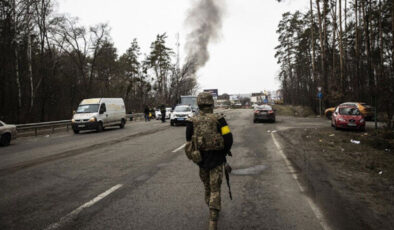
144 106 150 122
160 104 166 123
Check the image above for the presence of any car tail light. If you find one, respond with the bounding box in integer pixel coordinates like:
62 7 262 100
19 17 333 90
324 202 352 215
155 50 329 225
254 110 259 114
268 110 274 114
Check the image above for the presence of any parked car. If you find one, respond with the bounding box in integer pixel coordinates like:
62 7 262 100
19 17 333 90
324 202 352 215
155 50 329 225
253 105 275 123
155 107 172 120
71 98 127 134
325 102 374 120
155 110 161 120
165 107 172 119
331 106 365 131
170 105 193 126
0 120 17 146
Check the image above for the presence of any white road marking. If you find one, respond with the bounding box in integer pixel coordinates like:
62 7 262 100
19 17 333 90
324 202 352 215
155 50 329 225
172 143 186 152
45 184 123 230
271 133 332 230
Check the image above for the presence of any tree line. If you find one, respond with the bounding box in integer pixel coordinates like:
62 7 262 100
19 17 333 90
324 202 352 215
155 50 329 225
275 0 393 127
0 0 197 124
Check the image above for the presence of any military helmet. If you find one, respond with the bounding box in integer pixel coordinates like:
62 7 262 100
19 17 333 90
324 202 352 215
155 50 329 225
197 92 214 106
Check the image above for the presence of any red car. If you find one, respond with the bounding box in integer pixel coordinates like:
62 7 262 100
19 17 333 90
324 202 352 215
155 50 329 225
331 106 365 131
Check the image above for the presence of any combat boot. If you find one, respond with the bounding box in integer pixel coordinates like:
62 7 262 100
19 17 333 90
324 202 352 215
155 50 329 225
209 220 217 230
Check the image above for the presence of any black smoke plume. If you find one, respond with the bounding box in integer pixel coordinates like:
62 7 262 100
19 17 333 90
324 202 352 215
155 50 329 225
184 0 225 73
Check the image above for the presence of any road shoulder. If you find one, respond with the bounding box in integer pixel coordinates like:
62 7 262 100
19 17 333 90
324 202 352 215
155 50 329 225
276 127 394 230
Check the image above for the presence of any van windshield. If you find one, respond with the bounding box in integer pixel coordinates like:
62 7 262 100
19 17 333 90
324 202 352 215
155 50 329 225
76 104 99 113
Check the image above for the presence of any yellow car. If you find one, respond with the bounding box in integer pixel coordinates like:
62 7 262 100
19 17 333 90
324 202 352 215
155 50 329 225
325 102 374 120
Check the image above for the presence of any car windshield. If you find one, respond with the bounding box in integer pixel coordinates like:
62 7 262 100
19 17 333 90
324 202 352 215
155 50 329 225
339 107 361 115
174 106 191 112
76 104 99 113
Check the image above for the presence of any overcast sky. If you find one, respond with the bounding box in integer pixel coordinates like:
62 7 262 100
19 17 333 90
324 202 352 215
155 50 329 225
56 0 309 95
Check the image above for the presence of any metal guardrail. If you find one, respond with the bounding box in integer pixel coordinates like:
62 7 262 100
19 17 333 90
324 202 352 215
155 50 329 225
15 113 144 136
16 120 72 136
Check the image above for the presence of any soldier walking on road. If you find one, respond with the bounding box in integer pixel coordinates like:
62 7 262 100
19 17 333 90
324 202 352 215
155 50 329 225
185 92 233 230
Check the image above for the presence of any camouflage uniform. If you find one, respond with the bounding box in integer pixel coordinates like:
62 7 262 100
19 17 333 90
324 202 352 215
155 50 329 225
185 92 233 230
200 164 224 212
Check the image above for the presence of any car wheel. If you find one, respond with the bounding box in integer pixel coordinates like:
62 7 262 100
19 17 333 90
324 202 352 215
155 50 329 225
120 119 125 129
253 119 257 123
73 129 80 134
334 121 338 130
96 122 104 132
0 133 11 146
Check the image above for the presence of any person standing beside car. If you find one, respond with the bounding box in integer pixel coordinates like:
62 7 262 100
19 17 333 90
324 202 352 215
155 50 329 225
160 104 166 123
144 106 150 122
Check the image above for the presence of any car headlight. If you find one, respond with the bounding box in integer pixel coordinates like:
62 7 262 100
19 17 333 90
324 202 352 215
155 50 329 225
71 119 75 123
88 117 97 122
360 119 365 123
339 118 346 122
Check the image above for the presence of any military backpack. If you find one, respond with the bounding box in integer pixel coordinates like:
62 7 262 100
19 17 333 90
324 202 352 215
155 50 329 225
191 113 225 151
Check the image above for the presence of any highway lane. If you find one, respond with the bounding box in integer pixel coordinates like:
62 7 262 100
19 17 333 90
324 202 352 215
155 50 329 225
0 120 170 170
0 110 333 229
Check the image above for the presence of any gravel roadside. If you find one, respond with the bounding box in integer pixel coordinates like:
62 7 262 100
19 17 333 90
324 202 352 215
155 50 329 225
277 126 394 230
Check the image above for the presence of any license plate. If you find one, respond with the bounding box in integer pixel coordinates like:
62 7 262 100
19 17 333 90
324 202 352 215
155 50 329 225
348 123 356 127
261 112 267 115
78 125 85 128
178 118 184 121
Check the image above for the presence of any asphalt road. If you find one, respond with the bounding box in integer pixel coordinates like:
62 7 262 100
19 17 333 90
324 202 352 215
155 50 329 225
0 109 350 230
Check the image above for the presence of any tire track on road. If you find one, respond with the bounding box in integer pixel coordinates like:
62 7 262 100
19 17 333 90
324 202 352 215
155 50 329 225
0 126 170 177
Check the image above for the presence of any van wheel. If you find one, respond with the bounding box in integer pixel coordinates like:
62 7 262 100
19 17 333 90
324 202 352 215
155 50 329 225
96 122 104 132
0 133 11 146
73 129 80 134
120 119 125 129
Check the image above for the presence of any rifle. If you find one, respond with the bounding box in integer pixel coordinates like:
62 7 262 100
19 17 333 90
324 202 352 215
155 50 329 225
224 163 232 200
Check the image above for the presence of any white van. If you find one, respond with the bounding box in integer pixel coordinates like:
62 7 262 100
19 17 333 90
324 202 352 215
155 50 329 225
71 98 126 134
